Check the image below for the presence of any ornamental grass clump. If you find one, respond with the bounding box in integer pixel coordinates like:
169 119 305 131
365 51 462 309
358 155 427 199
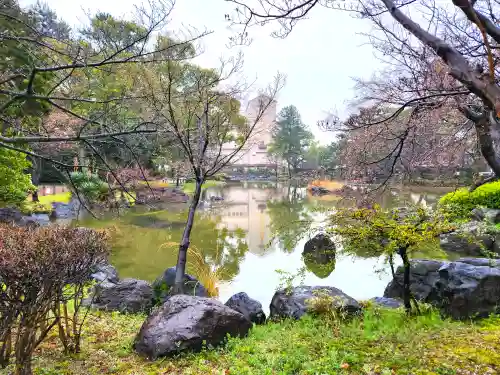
0 224 109 375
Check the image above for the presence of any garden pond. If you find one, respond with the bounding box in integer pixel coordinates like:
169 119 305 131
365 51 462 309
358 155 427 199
69 181 454 312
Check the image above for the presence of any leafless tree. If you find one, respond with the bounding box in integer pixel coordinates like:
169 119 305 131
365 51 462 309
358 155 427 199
226 0 500 187
143 53 285 293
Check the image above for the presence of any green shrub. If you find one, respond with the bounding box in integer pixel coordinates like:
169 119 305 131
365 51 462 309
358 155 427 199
439 181 500 220
69 171 108 202
0 148 35 205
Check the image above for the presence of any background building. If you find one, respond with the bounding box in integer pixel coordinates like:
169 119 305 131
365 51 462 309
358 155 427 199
221 95 278 175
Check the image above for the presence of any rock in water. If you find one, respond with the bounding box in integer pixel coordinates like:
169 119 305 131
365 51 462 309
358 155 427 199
152 267 208 304
134 295 252 359
270 286 361 320
384 258 500 319
303 233 336 262
225 292 266 324
89 278 153 313
302 234 337 278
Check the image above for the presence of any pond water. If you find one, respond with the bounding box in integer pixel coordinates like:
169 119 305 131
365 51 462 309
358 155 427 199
75 181 452 312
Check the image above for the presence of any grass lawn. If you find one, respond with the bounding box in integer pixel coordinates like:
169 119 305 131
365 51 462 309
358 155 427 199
30 305 500 375
21 191 73 214
182 180 225 194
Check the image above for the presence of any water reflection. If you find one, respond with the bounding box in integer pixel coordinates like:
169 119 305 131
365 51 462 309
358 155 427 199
74 181 452 311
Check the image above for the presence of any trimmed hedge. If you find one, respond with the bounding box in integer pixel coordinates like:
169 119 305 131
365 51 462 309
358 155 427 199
439 180 500 220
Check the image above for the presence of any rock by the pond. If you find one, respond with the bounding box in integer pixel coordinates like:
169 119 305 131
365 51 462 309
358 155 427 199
456 257 500 267
152 267 208 304
370 297 403 309
303 233 336 263
384 259 447 302
0 207 43 227
134 295 252 359
51 200 79 220
225 292 266 324
384 258 500 319
0 207 23 225
439 221 499 257
471 208 500 224
88 278 153 313
269 286 361 320
91 262 119 284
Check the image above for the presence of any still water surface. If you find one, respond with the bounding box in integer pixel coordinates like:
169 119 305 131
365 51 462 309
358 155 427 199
76 182 450 311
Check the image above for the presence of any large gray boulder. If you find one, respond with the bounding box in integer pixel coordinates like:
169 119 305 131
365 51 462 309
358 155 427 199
384 258 500 319
269 286 361 320
88 278 153 313
134 295 252 359
152 267 208 304
384 259 444 301
439 222 499 257
225 292 266 324
437 261 500 319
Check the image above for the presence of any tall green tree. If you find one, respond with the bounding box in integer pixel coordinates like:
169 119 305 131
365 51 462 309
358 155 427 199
269 105 313 177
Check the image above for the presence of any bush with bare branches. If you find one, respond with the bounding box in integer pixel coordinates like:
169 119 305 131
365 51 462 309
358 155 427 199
0 224 109 375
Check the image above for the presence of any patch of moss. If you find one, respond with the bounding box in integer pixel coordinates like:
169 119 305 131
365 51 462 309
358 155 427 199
29 306 500 375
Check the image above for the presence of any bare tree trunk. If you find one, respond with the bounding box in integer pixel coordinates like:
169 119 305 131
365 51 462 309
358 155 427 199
172 179 203 294
475 116 500 177
398 247 412 313
30 157 42 202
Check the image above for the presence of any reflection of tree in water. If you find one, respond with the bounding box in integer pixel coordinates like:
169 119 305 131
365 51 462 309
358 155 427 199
182 215 248 281
267 185 313 253
121 210 248 282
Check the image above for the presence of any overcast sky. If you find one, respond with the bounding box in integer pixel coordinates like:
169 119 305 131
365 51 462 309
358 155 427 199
20 0 383 144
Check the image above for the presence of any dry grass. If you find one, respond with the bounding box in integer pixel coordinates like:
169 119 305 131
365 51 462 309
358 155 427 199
158 242 228 297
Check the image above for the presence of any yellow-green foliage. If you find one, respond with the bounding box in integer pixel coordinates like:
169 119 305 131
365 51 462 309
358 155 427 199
330 204 451 259
187 245 229 298
439 180 500 220
137 180 169 188
21 192 73 214
182 180 225 194
29 307 500 374
0 148 35 205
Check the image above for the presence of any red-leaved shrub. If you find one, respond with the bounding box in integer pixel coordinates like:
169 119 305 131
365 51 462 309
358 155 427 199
0 224 109 375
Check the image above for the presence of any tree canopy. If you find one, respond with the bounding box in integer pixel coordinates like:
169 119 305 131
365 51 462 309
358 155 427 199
227 0 500 187
269 105 313 176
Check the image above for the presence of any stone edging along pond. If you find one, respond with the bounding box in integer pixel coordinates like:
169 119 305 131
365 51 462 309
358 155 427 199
85 252 500 359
